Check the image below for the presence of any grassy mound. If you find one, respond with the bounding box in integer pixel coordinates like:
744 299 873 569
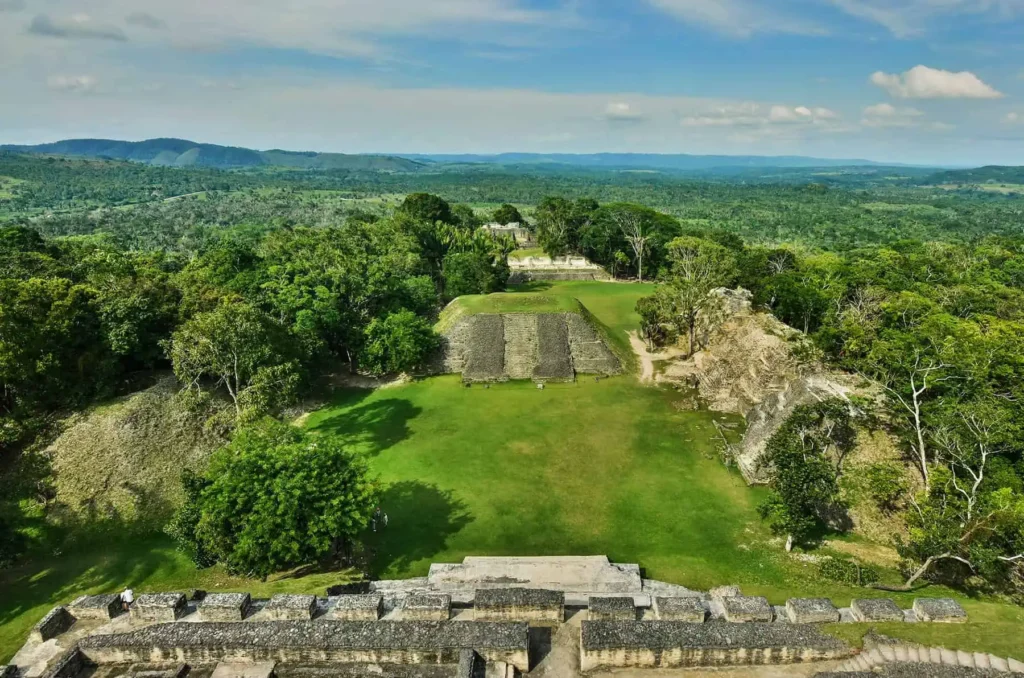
436 293 583 333
45 376 227 530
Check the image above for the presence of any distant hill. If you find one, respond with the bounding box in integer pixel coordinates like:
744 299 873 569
922 165 1024 186
0 138 425 172
401 152 911 171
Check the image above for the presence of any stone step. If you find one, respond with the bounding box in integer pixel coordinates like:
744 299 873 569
974 652 991 669
990 655 1010 672
957 650 976 668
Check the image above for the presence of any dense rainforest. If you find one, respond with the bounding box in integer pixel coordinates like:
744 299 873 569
0 151 1022 594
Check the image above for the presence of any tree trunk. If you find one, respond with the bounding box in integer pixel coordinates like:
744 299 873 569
688 319 697 358
638 253 643 284
869 554 946 591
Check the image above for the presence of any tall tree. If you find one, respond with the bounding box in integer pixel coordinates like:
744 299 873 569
665 236 737 356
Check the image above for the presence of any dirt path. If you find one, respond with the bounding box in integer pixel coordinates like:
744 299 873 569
628 331 687 384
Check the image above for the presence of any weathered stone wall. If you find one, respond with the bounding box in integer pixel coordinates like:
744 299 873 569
200 593 251 622
79 621 530 672
443 313 620 383
68 594 121 621
40 647 85 678
473 589 564 623
579 621 852 671
131 594 187 623
31 606 75 642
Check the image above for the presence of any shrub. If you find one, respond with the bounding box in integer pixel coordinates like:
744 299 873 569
818 556 879 586
860 461 910 513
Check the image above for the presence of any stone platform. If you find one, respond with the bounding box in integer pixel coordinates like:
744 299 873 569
426 556 642 595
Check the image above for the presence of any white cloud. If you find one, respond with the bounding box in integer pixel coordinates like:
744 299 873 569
604 102 643 121
871 65 1003 99
642 0 825 37
1006 112 1024 125
682 102 839 127
46 74 98 92
29 14 127 41
861 102 924 127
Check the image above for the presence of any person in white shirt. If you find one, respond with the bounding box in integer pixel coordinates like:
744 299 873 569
120 587 134 613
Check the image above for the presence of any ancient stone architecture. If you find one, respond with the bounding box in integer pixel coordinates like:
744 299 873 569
7 556 1013 678
440 313 621 383
506 255 610 283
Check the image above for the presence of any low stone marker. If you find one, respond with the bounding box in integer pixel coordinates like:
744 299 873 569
913 598 967 623
31 607 75 642
325 594 384 621
850 598 904 623
131 593 187 623
653 597 707 623
200 593 252 622
402 594 451 621
474 589 563 623
579 621 851 671
589 597 636 621
721 596 774 623
264 594 317 621
786 598 841 624
67 594 121 621
80 621 531 672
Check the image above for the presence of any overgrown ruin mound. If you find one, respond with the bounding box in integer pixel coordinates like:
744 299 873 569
45 376 227 528
436 295 621 383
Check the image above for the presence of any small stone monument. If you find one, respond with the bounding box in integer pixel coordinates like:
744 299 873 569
850 598 904 623
721 596 774 623
325 594 384 621
200 593 252 622
68 594 122 621
588 597 636 621
913 598 968 623
786 598 841 624
654 597 707 623
131 593 188 623
264 594 317 621
402 594 451 621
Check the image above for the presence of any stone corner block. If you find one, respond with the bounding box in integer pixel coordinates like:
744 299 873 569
265 594 317 621
588 597 636 622
786 598 840 624
912 598 967 623
403 594 451 621
200 593 252 622
325 594 384 621
654 597 706 623
850 598 904 623
131 593 188 623
30 606 75 642
721 596 774 623
67 594 122 621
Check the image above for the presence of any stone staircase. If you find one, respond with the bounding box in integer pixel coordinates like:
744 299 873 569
834 636 1024 674
502 315 538 380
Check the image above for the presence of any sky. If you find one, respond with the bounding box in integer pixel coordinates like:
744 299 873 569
2 0 1024 165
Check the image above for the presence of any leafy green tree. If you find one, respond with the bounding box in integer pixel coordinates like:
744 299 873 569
664 236 737 356
758 399 856 550
168 302 301 420
168 419 379 578
362 310 440 376
492 204 524 226
450 204 481 231
443 251 504 299
397 193 455 226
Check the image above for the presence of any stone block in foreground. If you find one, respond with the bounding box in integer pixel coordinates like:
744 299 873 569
265 594 317 621
326 594 384 621
131 593 187 623
200 593 252 622
722 596 774 623
579 621 851 671
67 594 121 621
850 598 903 623
786 598 841 624
654 597 707 623
402 594 451 621
588 597 636 622
474 589 563 623
31 606 75 642
79 620 530 672
912 598 967 623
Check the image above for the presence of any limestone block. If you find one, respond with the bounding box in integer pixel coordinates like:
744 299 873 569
850 599 904 623
474 589 563 623
0 666 16 678
721 596 774 623
786 598 840 624
403 594 451 621
912 598 967 623
200 593 252 622
67 594 121 621
210 661 275 678
457 649 480 678
1008 657 1024 672
30 606 75 642
131 593 187 623
709 585 742 600
588 597 636 622
325 594 384 621
265 594 317 621
653 597 707 623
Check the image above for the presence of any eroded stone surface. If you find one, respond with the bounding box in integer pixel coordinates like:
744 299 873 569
850 599 904 623
265 595 316 621
32 607 74 642
200 593 251 622
654 597 707 623
402 594 451 621
67 594 121 621
722 596 774 623
588 597 636 622
912 599 967 624
131 594 187 623
787 599 841 624
474 589 563 623
427 556 642 594
325 595 383 621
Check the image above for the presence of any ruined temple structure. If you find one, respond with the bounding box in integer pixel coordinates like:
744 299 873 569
7 557 1021 678
440 313 621 384
506 256 610 284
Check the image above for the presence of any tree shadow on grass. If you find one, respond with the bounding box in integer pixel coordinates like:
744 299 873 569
309 396 422 457
365 481 473 579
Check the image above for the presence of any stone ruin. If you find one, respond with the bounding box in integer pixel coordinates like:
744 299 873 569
439 313 621 383
506 256 610 284
7 556 1021 678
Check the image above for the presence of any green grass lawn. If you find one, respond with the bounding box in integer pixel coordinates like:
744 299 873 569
1 281 1022 663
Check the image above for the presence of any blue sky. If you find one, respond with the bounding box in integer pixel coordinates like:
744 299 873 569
2 0 1023 165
